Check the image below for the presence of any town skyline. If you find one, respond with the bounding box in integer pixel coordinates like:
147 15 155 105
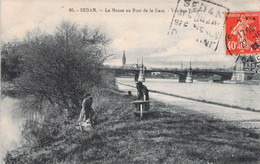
109 50 249 69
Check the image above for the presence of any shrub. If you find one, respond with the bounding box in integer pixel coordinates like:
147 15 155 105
2 21 112 118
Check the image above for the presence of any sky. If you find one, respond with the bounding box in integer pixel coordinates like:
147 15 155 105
1 0 260 68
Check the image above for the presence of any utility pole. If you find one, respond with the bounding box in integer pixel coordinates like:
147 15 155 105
138 56 145 82
142 56 144 70
122 50 126 66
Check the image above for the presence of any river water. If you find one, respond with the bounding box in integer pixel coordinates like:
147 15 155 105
0 97 24 162
117 77 260 111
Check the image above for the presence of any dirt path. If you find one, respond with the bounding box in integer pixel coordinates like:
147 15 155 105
118 83 260 132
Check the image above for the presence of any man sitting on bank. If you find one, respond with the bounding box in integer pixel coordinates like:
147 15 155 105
135 81 150 111
136 81 149 101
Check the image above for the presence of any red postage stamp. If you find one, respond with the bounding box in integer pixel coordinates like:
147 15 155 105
225 11 260 55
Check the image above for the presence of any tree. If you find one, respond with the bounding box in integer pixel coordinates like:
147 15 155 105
1 42 24 81
10 21 111 117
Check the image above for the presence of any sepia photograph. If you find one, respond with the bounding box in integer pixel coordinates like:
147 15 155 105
1 0 260 163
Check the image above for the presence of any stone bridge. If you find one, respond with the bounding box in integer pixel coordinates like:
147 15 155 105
104 67 233 83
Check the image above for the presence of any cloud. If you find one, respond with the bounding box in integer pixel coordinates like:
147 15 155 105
145 35 236 68
111 29 169 51
111 31 142 50
149 37 208 59
150 46 177 57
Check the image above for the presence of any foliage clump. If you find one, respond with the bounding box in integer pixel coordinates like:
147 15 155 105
1 21 112 117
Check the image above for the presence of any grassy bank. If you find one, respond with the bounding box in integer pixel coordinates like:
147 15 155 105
5 89 260 163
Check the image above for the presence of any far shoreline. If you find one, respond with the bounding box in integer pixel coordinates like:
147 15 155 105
116 76 260 85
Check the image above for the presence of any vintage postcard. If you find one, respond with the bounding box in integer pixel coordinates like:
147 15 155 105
1 0 260 163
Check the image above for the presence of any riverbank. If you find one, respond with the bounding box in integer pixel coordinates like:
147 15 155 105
4 89 260 163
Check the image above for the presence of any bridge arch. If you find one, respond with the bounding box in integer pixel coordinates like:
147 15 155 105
106 67 233 83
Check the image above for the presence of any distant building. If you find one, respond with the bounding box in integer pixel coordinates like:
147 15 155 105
151 72 161 75
232 55 260 81
234 55 260 72
121 51 146 69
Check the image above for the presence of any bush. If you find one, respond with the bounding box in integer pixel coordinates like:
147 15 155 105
2 21 112 118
